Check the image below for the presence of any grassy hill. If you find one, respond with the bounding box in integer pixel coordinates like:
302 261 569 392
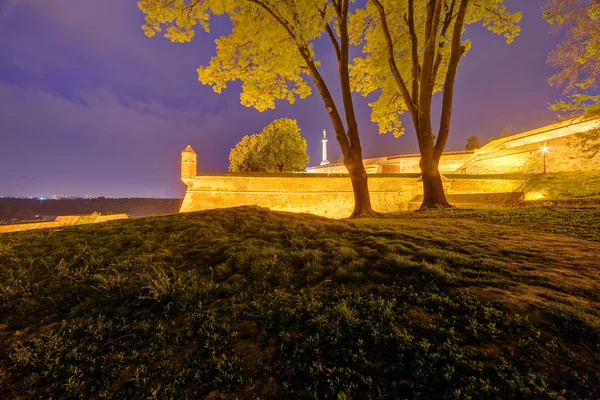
1 206 599 399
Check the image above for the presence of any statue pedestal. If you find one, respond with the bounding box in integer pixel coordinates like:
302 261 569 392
321 138 330 165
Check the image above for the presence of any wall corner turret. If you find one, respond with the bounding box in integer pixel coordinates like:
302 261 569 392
181 145 197 186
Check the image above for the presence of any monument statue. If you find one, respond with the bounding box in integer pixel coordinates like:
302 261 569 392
321 129 330 166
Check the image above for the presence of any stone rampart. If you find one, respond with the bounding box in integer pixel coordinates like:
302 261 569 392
179 174 524 218
180 175 422 218
179 118 597 218
0 213 128 234
96 214 129 223
0 219 79 234
306 118 600 175
445 179 525 194
461 131 600 174
308 152 474 174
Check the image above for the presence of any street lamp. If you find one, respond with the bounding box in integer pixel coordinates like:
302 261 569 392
540 146 549 174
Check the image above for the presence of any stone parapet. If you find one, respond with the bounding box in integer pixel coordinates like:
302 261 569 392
0 213 128 234
180 174 525 218
305 118 600 175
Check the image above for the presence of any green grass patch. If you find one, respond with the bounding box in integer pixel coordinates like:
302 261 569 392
397 205 600 241
522 171 600 200
0 207 599 398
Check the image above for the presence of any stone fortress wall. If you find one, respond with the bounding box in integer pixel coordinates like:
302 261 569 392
181 175 417 219
307 118 600 175
0 214 128 234
179 118 599 218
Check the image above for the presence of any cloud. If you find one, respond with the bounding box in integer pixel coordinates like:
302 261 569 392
0 0 24 13
0 78 271 196
10 56 42 74
0 81 230 142
0 0 213 100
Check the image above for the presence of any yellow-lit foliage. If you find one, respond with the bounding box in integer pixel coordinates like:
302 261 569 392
138 0 336 112
228 118 310 173
544 0 600 158
545 0 600 119
349 0 521 138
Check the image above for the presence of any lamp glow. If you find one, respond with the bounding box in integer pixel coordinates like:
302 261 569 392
540 146 549 173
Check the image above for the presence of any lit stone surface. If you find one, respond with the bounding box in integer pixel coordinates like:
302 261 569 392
179 118 598 218
0 214 128 234
179 150 525 218
307 118 600 175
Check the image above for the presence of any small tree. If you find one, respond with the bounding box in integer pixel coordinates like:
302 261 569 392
228 134 262 173
499 126 513 138
229 118 309 173
350 0 521 209
486 126 513 143
465 136 480 150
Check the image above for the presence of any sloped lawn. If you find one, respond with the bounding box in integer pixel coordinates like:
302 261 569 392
1 206 599 398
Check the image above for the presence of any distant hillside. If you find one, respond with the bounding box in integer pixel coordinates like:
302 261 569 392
0 198 182 222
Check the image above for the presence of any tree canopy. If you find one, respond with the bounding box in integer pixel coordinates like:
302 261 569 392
349 0 521 208
545 0 600 158
544 0 600 119
465 136 481 150
350 0 521 138
229 118 309 173
139 0 315 112
228 134 262 173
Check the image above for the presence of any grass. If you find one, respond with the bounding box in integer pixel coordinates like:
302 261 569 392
0 206 599 398
522 171 600 200
443 171 600 201
394 205 600 241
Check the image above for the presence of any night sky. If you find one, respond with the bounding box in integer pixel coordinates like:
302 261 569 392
0 0 562 198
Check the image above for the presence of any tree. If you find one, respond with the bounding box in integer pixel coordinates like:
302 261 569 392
228 134 262 173
350 0 521 209
138 0 376 217
545 0 600 119
486 126 513 143
544 0 600 157
229 118 310 173
465 136 480 150
499 126 513 138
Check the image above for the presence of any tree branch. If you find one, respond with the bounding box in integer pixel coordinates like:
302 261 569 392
337 0 362 160
430 0 458 91
370 0 418 127
318 4 341 62
435 0 469 158
247 0 299 44
325 23 341 62
407 0 421 109
418 0 443 143
246 0 353 159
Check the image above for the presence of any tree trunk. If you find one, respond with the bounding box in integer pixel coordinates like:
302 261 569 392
419 151 451 210
347 159 376 218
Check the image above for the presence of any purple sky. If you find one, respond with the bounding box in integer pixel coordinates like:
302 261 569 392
0 0 562 198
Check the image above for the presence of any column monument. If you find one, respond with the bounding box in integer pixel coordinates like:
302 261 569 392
320 129 330 166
